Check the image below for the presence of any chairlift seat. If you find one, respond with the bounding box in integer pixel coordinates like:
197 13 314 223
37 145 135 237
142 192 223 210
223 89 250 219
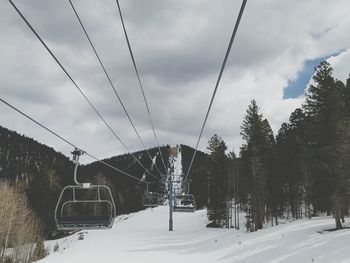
173 194 196 213
55 185 116 231
173 205 195 213
57 216 113 231
142 191 161 207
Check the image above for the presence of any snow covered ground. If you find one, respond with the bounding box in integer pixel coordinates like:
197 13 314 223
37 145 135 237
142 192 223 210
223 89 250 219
39 206 350 263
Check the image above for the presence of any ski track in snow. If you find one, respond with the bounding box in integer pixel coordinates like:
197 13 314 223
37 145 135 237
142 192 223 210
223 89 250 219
39 207 350 263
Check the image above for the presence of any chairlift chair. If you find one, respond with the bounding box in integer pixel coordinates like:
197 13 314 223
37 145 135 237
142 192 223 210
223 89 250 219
54 149 116 231
142 183 161 207
173 193 196 212
173 180 196 213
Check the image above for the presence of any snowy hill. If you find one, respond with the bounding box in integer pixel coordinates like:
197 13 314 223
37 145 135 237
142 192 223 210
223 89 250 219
40 207 350 263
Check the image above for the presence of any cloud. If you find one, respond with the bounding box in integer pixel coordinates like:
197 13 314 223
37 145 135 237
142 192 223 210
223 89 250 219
1 0 350 164
328 50 350 82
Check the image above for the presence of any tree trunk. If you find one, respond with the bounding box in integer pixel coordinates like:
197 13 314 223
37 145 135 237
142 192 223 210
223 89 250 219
334 202 343 230
335 216 342 230
2 217 12 263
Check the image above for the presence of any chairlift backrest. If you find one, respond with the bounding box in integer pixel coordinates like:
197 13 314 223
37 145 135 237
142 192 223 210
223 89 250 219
173 193 196 213
55 185 116 231
142 191 161 207
54 150 116 231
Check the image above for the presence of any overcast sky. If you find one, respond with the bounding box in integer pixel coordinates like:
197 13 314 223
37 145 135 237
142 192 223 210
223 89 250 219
1 0 350 163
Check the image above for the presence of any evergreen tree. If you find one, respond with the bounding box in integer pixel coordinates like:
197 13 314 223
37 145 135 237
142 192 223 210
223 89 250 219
345 76 350 118
227 151 237 205
28 169 61 236
264 128 283 225
303 61 349 228
276 109 307 219
240 100 276 231
206 134 228 227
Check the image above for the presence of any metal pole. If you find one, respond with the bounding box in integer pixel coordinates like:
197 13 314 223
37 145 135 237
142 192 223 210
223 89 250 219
228 161 231 229
236 163 239 229
232 158 236 229
230 199 233 228
227 197 230 229
237 202 240 229
169 174 173 231
234 199 237 229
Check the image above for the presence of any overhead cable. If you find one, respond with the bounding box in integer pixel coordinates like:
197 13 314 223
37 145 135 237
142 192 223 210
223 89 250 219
114 0 168 172
184 0 248 182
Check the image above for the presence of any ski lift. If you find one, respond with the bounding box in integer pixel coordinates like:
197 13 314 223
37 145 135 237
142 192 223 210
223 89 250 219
54 149 116 231
173 180 196 213
142 183 161 207
173 194 196 212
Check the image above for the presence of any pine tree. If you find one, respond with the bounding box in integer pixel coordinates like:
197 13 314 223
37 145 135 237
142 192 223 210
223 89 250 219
276 109 307 219
206 134 228 228
345 76 350 118
28 169 61 236
240 100 276 231
303 61 349 229
227 151 237 205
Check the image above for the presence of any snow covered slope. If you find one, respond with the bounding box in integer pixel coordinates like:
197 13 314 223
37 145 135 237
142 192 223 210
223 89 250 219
40 207 350 263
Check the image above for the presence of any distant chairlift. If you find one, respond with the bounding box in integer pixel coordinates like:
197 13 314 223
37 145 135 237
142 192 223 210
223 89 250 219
173 180 196 213
54 149 116 231
142 183 161 208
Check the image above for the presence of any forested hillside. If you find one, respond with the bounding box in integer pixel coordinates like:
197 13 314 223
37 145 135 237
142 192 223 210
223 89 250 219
0 126 73 183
